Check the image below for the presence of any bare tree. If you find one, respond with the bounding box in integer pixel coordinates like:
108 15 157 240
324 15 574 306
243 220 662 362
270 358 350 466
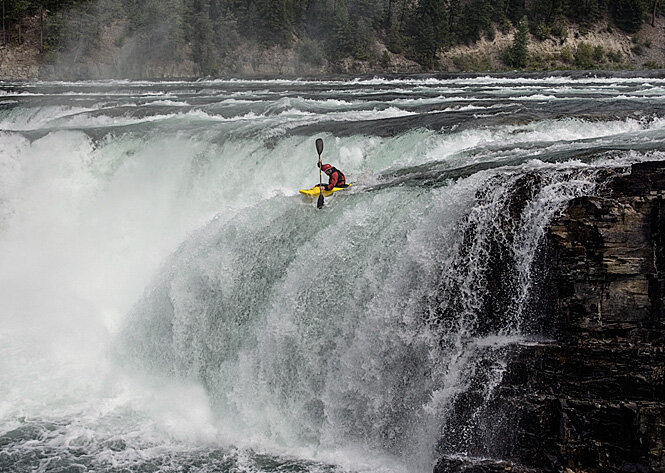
652 0 660 27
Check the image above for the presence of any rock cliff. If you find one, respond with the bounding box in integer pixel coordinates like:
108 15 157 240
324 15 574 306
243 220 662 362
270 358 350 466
435 161 665 473
517 161 665 472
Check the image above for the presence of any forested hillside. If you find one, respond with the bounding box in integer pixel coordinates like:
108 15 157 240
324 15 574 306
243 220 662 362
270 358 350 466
1 0 664 76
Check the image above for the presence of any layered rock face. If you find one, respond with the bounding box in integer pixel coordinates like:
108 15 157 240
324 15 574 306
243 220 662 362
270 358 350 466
504 162 665 472
435 161 665 473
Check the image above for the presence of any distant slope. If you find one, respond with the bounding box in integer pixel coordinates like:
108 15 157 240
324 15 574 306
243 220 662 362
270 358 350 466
1 1 664 79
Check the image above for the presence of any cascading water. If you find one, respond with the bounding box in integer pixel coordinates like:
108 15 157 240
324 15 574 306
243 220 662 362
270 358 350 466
2 74 665 473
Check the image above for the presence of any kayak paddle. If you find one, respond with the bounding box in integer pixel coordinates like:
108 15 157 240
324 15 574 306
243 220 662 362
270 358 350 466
316 138 324 209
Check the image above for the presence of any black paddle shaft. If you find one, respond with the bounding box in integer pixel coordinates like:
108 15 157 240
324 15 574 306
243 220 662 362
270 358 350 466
316 138 324 209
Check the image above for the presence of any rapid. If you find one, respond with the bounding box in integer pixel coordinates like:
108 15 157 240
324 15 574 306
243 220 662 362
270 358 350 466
1 74 665 473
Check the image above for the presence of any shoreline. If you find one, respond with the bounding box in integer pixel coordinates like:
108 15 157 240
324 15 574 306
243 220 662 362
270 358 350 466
3 69 665 83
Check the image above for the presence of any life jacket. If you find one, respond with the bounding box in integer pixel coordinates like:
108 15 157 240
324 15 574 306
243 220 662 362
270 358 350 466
327 166 346 189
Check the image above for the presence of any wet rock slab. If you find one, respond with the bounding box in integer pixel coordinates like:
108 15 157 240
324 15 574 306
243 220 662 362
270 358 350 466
434 161 665 473
434 457 540 473
502 161 665 472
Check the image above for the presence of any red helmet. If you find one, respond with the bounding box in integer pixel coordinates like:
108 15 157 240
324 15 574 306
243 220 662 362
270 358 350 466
321 164 332 172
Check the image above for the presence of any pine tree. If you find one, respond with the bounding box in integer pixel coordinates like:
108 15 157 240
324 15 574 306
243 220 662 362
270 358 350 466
506 0 525 23
329 1 353 59
409 0 448 69
452 0 494 45
505 15 529 68
260 0 293 46
529 0 563 24
352 17 372 60
613 0 646 33
211 2 240 58
565 0 606 26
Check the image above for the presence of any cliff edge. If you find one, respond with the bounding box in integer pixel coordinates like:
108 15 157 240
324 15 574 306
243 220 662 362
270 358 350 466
526 161 664 472
434 161 665 473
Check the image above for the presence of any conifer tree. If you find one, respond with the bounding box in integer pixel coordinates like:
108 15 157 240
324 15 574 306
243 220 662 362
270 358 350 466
505 15 529 68
565 0 606 26
190 4 217 74
506 0 526 23
330 0 354 59
612 0 646 32
452 0 494 44
259 0 293 46
409 0 449 69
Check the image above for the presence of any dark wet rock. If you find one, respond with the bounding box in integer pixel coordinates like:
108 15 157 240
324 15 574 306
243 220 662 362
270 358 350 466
434 457 540 473
434 161 665 473
502 161 665 472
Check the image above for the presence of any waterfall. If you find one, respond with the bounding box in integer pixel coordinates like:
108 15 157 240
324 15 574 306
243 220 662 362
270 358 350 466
2 76 665 473
117 162 606 469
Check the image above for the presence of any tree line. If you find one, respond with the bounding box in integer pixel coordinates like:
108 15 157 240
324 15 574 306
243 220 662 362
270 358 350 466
1 0 663 72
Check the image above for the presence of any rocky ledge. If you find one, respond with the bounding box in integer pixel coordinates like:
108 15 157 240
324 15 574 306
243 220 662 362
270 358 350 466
510 161 664 472
435 161 665 473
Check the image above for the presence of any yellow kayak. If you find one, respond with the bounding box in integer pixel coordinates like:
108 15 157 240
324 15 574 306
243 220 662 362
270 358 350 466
299 184 352 198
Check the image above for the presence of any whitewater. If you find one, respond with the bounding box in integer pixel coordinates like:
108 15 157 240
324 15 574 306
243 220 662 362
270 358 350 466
1 73 665 473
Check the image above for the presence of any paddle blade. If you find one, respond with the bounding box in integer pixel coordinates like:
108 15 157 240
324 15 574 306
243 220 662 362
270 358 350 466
315 138 324 156
317 193 324 209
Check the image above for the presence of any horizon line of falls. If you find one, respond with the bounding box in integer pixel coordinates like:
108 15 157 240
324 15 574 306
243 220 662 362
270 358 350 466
2 74 665 473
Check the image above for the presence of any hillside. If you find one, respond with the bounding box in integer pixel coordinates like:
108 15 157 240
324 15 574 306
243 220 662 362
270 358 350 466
0 1 664 79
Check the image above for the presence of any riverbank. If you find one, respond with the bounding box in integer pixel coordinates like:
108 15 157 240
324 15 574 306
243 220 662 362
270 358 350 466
1 13 664 80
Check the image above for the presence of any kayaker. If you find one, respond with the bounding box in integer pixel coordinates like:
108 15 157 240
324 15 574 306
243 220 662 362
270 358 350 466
317 158 347 190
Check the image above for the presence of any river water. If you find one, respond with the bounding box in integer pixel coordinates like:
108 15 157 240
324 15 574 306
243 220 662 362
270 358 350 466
1 74 665 473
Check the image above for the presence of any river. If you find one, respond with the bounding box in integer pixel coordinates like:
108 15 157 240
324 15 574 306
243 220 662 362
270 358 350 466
1 74 665 473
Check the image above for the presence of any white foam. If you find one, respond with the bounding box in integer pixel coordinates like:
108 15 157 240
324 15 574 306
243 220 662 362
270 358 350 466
0 105 100 130
2 76 665 473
